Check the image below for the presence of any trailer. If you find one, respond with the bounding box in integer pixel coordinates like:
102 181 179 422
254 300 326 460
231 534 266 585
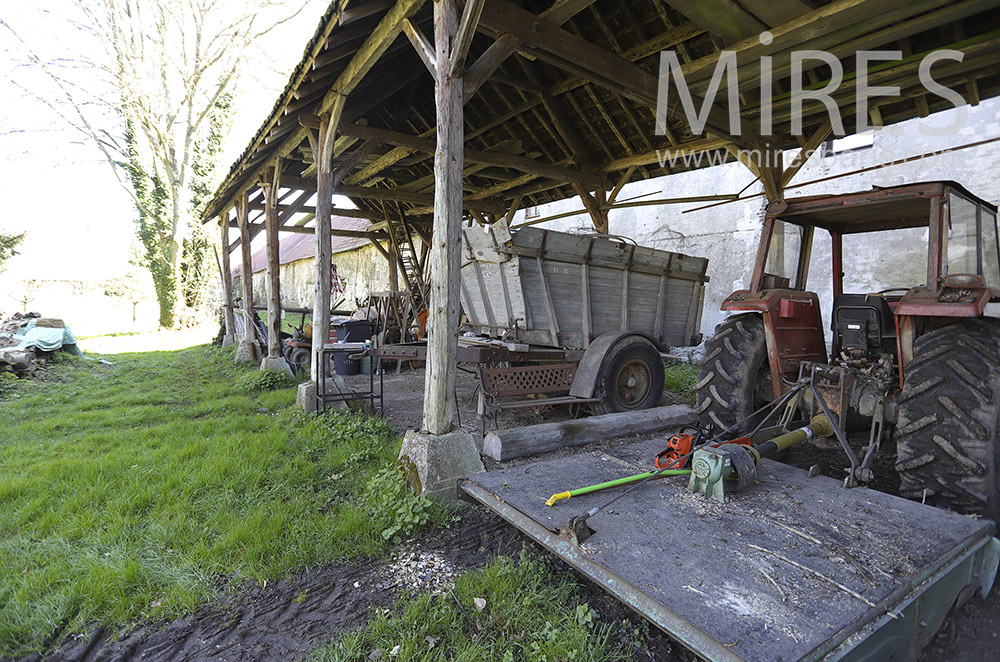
377 227 708 428
459 436 1000 661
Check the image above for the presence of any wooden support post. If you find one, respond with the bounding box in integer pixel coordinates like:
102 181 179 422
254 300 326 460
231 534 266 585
218 211 236 346
237 194 255 346
423 0 463 435
308 96 347 382
262 164 283 359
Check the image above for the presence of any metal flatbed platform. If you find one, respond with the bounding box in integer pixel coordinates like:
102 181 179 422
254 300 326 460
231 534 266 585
459 439 1000 662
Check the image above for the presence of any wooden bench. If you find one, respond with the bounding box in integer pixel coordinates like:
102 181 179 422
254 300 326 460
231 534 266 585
478 362 599 436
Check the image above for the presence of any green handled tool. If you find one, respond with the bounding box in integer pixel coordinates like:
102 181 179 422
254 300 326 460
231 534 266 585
545 469 691 506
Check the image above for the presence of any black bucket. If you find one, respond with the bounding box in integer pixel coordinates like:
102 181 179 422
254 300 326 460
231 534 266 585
334 351 360 376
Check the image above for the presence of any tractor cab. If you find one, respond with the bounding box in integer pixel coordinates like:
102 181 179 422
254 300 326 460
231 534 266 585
722 181 999 390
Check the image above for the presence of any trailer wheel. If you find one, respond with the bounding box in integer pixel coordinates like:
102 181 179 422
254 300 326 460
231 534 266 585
894 318 1000 524
695 314 772 434
592 337 664 414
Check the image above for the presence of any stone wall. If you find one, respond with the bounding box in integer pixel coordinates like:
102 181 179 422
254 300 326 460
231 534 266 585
247 242 391 312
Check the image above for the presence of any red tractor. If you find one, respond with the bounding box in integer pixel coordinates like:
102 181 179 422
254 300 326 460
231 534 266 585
696 181 1000 522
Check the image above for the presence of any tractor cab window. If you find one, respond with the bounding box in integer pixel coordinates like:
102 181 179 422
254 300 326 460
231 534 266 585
946 190 1000 287
842 227 927 294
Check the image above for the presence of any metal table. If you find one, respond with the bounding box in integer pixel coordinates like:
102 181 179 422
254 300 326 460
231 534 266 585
315 343 383 414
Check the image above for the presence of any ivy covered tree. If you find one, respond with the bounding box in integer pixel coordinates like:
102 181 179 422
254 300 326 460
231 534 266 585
4 0 310 327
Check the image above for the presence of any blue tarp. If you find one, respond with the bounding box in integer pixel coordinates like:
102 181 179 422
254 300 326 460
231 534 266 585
10 320 83 356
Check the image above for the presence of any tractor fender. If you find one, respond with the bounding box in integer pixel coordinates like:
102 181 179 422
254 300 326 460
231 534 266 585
569 331 664 399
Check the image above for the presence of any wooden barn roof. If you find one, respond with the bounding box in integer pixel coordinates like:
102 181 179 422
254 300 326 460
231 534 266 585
204 0 1000 231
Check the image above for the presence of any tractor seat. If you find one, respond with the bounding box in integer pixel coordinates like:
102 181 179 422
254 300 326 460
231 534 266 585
832 294 896 353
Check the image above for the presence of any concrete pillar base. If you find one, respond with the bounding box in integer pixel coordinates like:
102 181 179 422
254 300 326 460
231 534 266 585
234 341 256 363
296 381 317 412
398 428 485 504
260 355 294 378
296 379 351 413
221 334 236 347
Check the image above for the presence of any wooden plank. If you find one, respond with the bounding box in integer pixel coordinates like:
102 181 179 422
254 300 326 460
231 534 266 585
476 0 748 142
665 0 766 41
401 18 437 75
336 121 603 187
319 0 427 111
461 1 597 102
482 405 694 461
450 0 484 75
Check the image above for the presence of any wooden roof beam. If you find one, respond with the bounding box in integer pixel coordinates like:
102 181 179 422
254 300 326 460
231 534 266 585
278 174 508 214
477 0 754 145
332 119 603 187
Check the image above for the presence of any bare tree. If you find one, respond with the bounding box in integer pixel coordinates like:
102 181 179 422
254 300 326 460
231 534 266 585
2 0 309 327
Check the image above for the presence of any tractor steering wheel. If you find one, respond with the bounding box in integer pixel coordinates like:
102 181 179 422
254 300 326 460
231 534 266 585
877 287 911 295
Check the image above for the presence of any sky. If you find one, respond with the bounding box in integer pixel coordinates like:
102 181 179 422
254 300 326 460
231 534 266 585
0 0 332 286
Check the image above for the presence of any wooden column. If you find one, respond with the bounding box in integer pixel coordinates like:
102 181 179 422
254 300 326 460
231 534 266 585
218 211 236 344
237 193 256 345
308 96 347 382
262 166 282 359
423 0 462 435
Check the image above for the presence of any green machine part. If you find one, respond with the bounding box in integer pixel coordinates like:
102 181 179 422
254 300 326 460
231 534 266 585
688 416 833 502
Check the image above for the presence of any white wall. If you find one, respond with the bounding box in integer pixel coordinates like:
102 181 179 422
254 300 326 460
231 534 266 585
514 97 1000 343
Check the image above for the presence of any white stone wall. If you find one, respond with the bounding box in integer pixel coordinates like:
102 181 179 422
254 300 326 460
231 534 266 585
513 97 1000 344
248 242 391 313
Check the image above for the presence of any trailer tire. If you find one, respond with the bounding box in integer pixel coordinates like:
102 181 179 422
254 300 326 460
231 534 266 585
592 337 664 414
894 318 1000 524
695 314 772 434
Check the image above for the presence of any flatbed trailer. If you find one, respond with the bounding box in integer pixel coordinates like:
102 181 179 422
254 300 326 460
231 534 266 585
459 437 1000 661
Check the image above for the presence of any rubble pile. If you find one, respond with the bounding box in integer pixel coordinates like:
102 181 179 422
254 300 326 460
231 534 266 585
0 311 78 377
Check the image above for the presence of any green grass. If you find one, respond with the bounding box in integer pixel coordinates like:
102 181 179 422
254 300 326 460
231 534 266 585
663 361 698 405
0 346 445 658
313 552 642 662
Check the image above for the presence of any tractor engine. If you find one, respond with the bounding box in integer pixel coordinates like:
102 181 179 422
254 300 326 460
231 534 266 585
798 294 901 433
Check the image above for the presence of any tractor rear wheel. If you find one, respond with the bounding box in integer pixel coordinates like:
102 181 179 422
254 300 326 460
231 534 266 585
591 337 664 414
895 318 1000 523
695 314 773 434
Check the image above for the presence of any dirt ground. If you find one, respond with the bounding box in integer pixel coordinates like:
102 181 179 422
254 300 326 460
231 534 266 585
17 366 999 661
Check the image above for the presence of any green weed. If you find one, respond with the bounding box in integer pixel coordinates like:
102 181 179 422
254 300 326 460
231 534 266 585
313 552 630 662
663 361 698 404
235 368 296 393
0 344 429 658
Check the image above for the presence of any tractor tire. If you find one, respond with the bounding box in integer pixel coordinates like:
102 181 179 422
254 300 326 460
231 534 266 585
695 314 772 434
894 318 1000 523
289 347 311 374
591 337 665 414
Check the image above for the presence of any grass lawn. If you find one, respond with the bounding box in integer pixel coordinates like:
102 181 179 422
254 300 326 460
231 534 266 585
0 345 443 658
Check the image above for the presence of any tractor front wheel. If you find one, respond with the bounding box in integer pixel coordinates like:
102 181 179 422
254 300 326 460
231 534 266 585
695 314 773 435
895 319 1000 524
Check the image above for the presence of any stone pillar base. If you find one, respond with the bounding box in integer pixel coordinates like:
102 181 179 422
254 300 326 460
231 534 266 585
221 334 236 347
234 341 256 363
398 428 485 504
296 379 351 413
260 355 294 378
